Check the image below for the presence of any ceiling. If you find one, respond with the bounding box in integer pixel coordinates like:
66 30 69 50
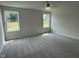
0 1 79 11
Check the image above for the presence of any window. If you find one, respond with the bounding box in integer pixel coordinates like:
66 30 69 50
4 11 20 32
43 14 50 28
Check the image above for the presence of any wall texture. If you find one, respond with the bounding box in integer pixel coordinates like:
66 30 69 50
0 8 5 54
51 4 79 39
1 6 50 40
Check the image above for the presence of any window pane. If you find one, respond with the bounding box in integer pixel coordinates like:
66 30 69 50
43 14 50 28
4 11 20 32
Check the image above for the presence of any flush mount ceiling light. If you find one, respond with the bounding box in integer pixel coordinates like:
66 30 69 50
45 1 51 10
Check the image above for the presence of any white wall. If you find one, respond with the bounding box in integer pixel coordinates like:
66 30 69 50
0 8 5 54
51 4 79 39
1 6 50 40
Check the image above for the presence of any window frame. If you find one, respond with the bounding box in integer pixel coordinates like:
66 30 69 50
43 13 51 28
4 10 20 32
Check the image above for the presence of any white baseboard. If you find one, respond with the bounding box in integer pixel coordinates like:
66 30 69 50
53 32 79 40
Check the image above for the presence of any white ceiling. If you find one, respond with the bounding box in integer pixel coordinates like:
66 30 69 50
0 1 79 11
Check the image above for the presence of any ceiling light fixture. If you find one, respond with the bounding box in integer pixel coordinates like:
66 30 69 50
45 1 51 10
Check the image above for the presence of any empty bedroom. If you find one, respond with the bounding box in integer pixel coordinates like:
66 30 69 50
0 1 79 58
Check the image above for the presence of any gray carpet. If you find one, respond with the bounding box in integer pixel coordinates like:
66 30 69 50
1 33 79 58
